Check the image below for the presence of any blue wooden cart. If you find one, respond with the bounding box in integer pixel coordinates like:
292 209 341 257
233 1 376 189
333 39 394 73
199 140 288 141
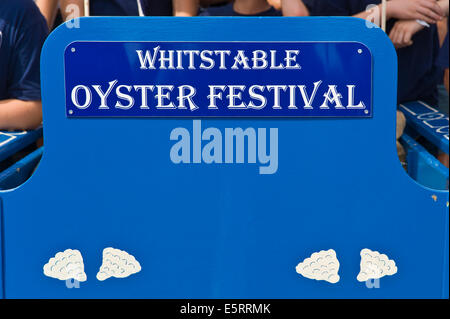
0 17 448 299
0 129 43 191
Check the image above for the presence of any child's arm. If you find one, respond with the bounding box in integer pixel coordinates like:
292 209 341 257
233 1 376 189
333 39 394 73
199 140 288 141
173 0 200 16
389 20 424 48
389 1 448 49
0 100 42 131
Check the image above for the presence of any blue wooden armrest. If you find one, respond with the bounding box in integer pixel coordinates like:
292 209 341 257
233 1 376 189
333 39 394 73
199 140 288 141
0 127 43 163
0 147 44 191
399 101 449 155
400 133 449 190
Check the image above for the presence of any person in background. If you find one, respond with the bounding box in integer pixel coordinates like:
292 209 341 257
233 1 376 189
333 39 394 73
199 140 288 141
88 0 141 16
200 0 309 16
142 1 235 17
267 0 310 16
201 0 233 6
142 0 232 16
0 0 48 130
436 2 449 111
303 0 447 165
303 0 445 107
438 25 449 94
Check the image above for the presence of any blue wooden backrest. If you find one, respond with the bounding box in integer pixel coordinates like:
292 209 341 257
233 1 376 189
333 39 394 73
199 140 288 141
399 101 449 155
0 17 448 298
0 128 43 163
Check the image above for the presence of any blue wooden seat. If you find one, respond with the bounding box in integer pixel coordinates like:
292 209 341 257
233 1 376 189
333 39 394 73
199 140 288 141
0 147 44 191
399 101 449 155
400 133 449 190
0 17 447 299
399 101 449 190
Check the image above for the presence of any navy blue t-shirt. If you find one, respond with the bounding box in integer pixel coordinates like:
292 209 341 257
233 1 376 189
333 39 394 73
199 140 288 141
0 0 48 101
200 3 282 16
436 25 448 69
303 0 441 106
90 0 139 16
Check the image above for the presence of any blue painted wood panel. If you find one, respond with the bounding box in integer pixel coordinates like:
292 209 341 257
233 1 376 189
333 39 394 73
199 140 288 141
399 101 449 155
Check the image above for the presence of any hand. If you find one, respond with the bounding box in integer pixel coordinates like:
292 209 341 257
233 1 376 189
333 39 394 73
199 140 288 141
267 0 281 10
389 20 424 49
437 0 449 16
388 0 445 24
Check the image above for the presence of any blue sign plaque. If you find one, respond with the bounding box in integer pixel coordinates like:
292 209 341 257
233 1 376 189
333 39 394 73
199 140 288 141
64 41 372 117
